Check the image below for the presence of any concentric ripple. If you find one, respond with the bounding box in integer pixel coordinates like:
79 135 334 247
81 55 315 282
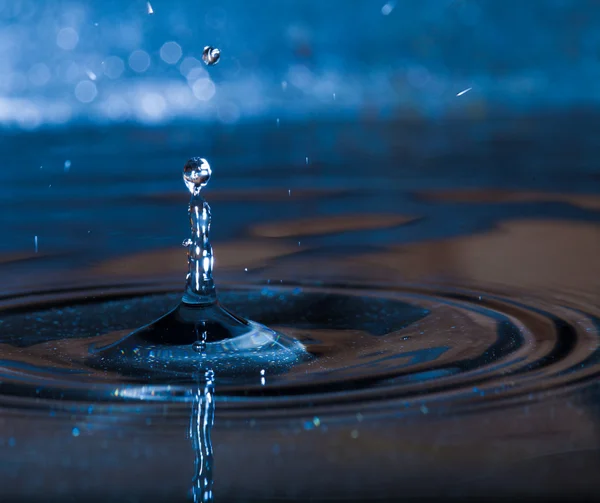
0 282 598 419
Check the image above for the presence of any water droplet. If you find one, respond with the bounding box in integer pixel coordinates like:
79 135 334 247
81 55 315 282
192 341 205 353
183 158 211 194
202 46 221 66
64 160 71 172
420 405 429 414
34 236 38 253
146 1 154 14
350 429 359 439
244 268 248 272
72 427 80 437
305 156 309 165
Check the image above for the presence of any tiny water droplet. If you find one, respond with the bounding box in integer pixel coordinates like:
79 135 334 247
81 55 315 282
288 189 291 196
350 429 359 439
64 160 71 172
244 268 248 272
305 156 309 165
182 238 192 247
202 46 220 66
276 118 280 127
281 81 288 90
34 236 38 253
72 427 80 437
457 87 472 97
146 1 154 14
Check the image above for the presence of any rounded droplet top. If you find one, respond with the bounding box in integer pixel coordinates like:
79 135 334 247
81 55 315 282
202 46 221 66
183 157 211 193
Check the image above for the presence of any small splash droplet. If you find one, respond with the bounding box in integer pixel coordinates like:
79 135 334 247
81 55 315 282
192 341 205 353
276 118 280 127
64 160 71 172
72 427 80 437
350 429 359 439
34 235 38 253
244 268 248 272
305 156 309 165
202 46 220 66
457 87 472 97
288 189 291 196
146 1 154 14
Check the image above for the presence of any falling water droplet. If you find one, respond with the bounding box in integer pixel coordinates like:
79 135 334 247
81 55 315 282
64 160 71 172
305 156 309 165
202 46 221 66
146 1 154 14
34 236 38 253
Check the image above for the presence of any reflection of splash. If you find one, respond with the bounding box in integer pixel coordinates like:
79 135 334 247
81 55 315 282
190 369 215 503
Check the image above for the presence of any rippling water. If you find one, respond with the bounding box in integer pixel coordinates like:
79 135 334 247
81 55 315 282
0 115 599 501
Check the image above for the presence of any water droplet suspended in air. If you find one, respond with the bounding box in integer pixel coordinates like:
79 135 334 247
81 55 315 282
202 46 221 66
183 157 212 194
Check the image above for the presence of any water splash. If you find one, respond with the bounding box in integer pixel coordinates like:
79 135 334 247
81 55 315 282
84 157 309 378
182 158 216 305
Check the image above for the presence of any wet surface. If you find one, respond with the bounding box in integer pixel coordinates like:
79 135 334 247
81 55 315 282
0 115 599 501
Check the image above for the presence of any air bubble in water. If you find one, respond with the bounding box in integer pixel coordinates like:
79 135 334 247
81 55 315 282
202 46 221 66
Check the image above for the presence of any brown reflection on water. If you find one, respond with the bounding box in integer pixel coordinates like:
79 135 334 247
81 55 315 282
91 239 302 278
419 189 600 211
354 219 600 293
251 214 417 238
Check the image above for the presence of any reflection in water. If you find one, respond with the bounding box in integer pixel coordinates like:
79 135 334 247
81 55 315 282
190 369 215 503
